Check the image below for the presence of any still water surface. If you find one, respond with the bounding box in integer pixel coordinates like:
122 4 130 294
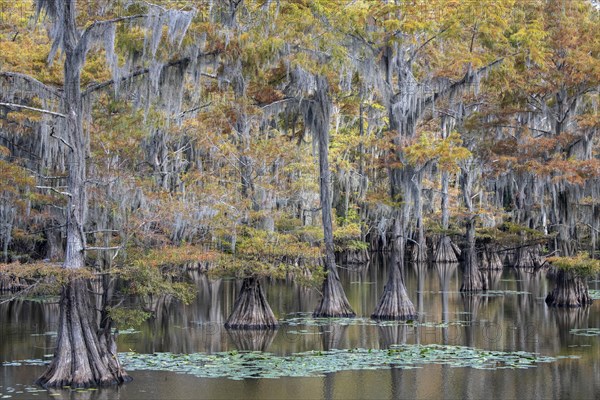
1 255 600 399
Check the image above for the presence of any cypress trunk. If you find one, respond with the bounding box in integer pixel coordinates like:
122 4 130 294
480 245 503 270
411 177 427 263
225 277 278 329
311 77 355 318
38 0 130 386
36 279 131 388
545 269 592 307
434 172 459 264
372 220 417 320
460 220 487 292
460 169 487 292
435 235 460 263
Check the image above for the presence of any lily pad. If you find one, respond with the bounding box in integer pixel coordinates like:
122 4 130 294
587 290 600 300
30 331 57 337
282 313 468 328
479 290 530 297
4 345 556 379
570 328 600 337
115 345 557 379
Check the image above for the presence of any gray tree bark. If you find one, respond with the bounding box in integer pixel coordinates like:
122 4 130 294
311 77 355 318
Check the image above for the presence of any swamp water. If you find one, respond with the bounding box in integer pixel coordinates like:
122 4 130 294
1 255 600 399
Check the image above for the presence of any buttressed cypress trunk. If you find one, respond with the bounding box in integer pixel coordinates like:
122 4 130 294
372 218 417 320
36 279 131 388
545 269 592 307
435 171 459 263
310 77 355 318
36 0 129 388
225 277 278 329
372 90 416 320
459 168 487 292
224 69 279 329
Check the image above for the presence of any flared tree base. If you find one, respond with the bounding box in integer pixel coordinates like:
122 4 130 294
372 275 417 321
514 245 543 268
481 248 503 270
36 279 131 388
313 272 355 318
434 236 460 263
411 245 428 264
545 270 592 307
460 268 488 292
0 274 27 292
338 249 370 265
225 277 279 330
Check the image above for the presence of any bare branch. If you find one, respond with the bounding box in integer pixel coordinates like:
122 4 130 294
200 72 230 84
50 127 74 151
409 25 451 63
86 229 119 234
0 102 65 118
36 186 72 197
0 71 62 98
260 97 295 110
177 102 212 118
79 14 147 45
84 246 122 251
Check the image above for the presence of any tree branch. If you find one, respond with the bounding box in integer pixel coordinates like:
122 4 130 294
50 127 74 151
0 102 65 118
177 102 212 118
418 56 510 110
0 71 62 98
36 186 72 197
79 14 147 46
409 25 451 63
261 97 296 110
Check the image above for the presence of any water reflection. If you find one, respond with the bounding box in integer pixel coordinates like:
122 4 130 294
2 253 600 399
436 262 457 345
228 329 277 352
320 324 348 351
378 324 415 348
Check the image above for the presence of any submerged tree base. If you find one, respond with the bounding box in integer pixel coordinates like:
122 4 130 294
460 273 488 292
36 279 131 388
545 269 592 307
313 272 355 318
372 275 417 321
481 246 503 270
225 277 278 330
434 236 459 264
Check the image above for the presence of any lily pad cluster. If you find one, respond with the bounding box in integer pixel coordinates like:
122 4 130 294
112 344 556 379
283 313 470 330
570 328 600 337
587 289 600 300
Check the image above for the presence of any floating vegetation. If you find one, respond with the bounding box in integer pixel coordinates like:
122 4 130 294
117 328 142 335
283 313 469 329
570 328 600 337
415 290 529 296
284 314 394 327
29 331 57 337
2 345 557 378
479 290 530 297
116 345 556 378
0 383 49 398
587 290 600 300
